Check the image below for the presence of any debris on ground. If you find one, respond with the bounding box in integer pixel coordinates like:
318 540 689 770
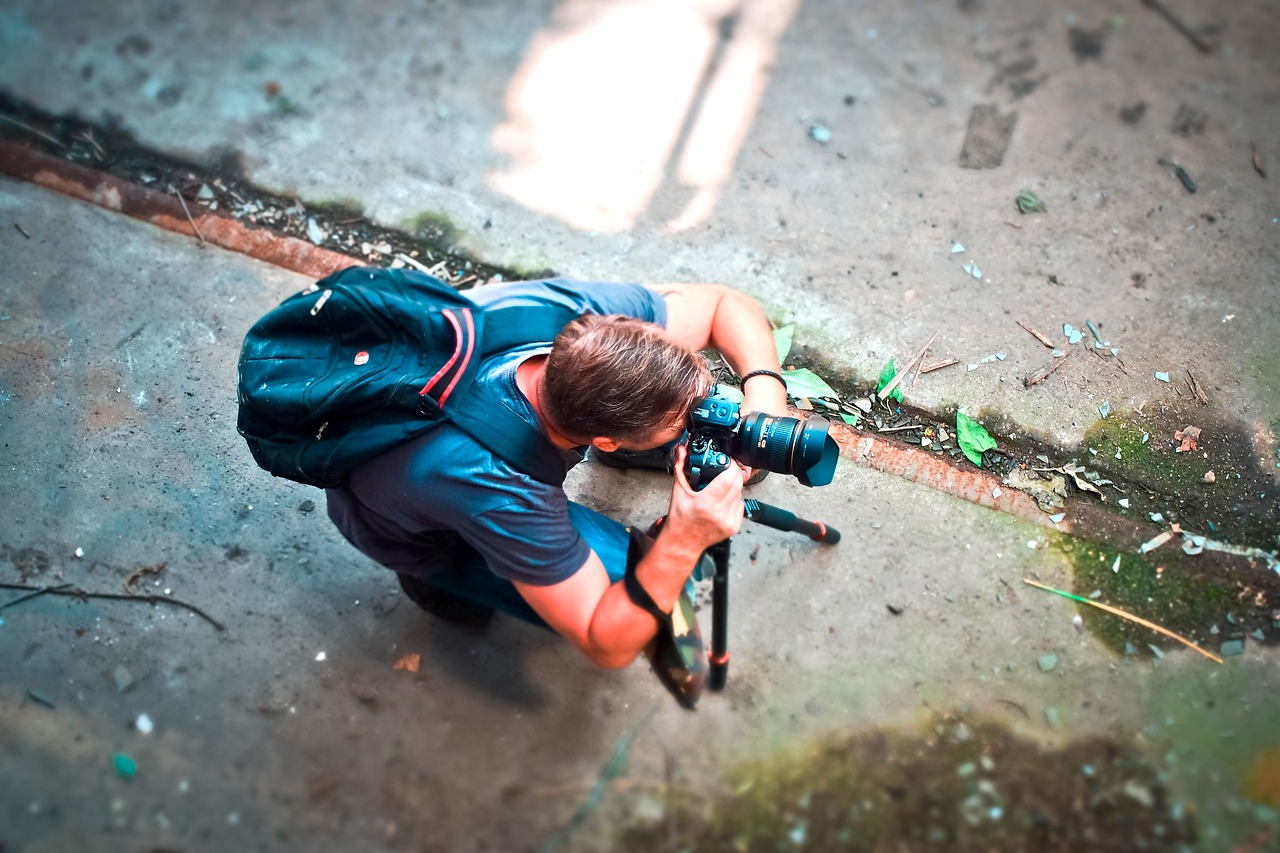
1015 188 1046 214
1175 425 1201 452
1023 579 1223 663
1158 158 1197 193
956 412 997 466
113 753 137 780
393 653 421 673
1003 468 1066 511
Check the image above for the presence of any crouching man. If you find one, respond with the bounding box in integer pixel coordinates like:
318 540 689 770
324 278 788 705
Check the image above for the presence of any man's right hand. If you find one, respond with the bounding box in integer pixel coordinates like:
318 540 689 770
664 443 744 553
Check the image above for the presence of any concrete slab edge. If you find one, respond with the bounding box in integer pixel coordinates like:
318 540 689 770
0 139 356 280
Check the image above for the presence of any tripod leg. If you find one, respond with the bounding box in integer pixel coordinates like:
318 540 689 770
707 538 731 691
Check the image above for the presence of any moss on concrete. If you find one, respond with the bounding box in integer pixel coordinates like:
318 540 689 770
610 714 1194 851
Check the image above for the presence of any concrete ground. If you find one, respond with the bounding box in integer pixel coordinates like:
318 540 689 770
1 1 1278 851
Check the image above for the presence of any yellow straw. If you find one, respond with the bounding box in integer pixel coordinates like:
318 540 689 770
1022 578 1224 664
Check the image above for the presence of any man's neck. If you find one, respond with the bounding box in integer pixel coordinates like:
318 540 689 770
515 355 582 450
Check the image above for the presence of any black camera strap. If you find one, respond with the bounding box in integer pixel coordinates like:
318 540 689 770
623 528 672 626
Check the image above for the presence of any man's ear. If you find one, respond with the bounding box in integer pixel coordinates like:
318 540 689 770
591 437 621 453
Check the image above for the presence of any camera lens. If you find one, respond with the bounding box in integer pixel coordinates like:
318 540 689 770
733 412 839 487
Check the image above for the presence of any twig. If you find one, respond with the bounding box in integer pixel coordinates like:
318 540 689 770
1140 0 1214 53
877 330 940 401
1186 368 1208 404
1017 321 1054 348
0 581 225 631
395 253 433 274
528 779 709 800
1252 142 1268 179
170 185 206 244
878 424 924 433
1023 352 1070 388
1023 579 1222 664
123 561 168 595
995 698 1031 720
13 222 31 239
920 358 959 374
0 582 72 611
0 114 67 148
75 128 106 160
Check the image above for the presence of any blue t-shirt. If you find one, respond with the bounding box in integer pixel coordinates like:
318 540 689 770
326 279 666 586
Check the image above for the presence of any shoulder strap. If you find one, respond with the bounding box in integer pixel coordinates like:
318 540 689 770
446 378 569 487
479 303 576 355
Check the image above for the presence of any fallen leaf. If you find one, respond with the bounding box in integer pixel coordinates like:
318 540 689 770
393 653 420 673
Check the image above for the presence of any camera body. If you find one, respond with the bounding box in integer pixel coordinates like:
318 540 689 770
684 397 740 489
684 395 839 490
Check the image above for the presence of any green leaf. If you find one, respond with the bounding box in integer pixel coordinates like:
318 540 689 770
782 368 838 400
1016 188 1047 214
877 360 904 402
956 411 997 466
773 324 795 364
839 412 861 426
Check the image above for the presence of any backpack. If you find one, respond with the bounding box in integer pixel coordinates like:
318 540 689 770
236 266 577 488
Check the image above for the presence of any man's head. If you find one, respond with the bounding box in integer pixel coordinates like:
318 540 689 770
540 314 712 449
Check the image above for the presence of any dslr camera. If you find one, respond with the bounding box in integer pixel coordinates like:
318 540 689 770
684 395 839 490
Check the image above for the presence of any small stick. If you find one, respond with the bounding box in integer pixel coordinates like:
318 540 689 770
123 561 168 595
877 330 940 401
995 698 1031 720
0 114 67 148
0 581 225 631
1023 578 1222 664
878 424 924 433
1186 368 1208 404
395 253 432 274
1252 142 1267 178
1017 321 1054 348
170 185 206 244
13 222 31 239
920 358 959 374
0 582 72 611
1023 352 1070 388
1140 0 1214 53
75 128 106 160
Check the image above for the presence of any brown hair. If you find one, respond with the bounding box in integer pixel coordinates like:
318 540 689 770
540 314 712 443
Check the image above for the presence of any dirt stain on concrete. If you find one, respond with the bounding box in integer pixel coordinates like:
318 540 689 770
610 714 1195 851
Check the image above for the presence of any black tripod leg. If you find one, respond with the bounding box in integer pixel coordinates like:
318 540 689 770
707 538 731 691
743 499 841 543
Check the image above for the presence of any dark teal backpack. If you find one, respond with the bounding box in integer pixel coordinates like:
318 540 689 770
236 266 575 488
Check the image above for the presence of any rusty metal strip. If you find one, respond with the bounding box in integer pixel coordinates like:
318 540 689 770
826 420 1068 532
0 139 356 280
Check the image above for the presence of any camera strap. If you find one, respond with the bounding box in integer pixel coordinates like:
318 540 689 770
623 528 672 627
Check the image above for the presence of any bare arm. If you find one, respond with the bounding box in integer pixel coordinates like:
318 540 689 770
514 447 744 668
644 283 789 415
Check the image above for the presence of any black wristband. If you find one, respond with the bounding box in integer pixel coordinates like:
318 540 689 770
623 559 671 626
741 369 788 392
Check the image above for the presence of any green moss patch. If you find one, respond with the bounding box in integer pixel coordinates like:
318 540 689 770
612 715 1194 852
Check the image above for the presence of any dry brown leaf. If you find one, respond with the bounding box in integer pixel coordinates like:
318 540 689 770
393 653 420 673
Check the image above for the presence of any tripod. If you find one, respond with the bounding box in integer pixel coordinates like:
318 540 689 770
704 498 841 690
